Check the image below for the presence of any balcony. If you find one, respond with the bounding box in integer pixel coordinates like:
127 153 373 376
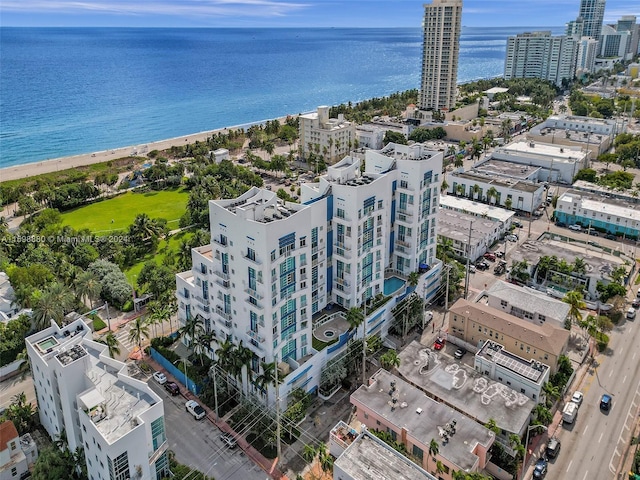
246 328 265 343
215 306 232 322
396 207 413 218
215 277 231 289
244 286 263 300
213 237 228 248
333 246 351 260
395 238 411 248
214 269 229 281
245 297 264 310
194 295 209 306
195 303 210 314
245 253 262 265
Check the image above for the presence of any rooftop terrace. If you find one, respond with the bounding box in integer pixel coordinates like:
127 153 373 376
452 171 541 194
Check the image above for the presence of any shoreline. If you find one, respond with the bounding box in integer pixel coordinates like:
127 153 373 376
0 115 298 183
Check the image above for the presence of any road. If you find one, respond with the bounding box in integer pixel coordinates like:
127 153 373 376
550 318 640 480
147 380 269 480
0 374 36 411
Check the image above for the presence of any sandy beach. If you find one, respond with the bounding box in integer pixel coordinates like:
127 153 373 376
0 116 293 183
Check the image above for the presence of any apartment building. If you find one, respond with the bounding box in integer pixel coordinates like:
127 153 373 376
332 428 438 480
350 369 494 480
419 0 463 112
299 106 356 164
504 31 578 87
448 299 570 373
26 319 168 480
437 208 503 262
578 0 606 40
474 341 550 403
176 142 443 403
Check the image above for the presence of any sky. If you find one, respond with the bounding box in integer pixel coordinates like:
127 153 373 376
1 0 639 28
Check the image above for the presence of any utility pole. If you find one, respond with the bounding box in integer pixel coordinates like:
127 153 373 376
274 353 282 463
443 264 450 328
210 364 219 421
464 220 473 299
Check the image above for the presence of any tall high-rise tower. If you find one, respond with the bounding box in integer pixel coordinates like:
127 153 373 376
419 0 463 112
579 0 606 39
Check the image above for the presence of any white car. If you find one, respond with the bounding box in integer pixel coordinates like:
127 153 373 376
152 372 167 385
506 234 518 242
571 391 584 407
627 307 636 320
185 400 206 420
568 224 582 231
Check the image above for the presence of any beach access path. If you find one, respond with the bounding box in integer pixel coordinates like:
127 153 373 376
0 115 292 183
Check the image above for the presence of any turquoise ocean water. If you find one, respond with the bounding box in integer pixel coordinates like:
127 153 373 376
0 26 562 169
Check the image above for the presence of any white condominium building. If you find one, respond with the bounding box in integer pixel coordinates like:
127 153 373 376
504 31 578 87
26 319 168 480
578 0 606 40
299 106 356 164
419 0 463 112
176 143 442 400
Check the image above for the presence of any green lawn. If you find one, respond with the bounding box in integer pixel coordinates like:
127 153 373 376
125 230 193 285
60 188 189 233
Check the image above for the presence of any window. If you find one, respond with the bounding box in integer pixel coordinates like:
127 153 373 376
108 451 130 480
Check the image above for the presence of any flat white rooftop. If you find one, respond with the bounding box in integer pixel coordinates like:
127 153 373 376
439 196 514 223
496 141 585 163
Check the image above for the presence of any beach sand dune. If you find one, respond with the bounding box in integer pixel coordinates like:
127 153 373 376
0 116 292 183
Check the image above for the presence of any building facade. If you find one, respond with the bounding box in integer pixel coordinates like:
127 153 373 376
0 421 37 480
25 319 169 480
176 143 443 403
448 299 570 373
578 0 606 39
504 31 578 87
299 106 356 164
437 208 503 262
419 0 463 112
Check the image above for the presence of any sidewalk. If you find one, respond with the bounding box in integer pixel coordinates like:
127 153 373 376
143 355 288 480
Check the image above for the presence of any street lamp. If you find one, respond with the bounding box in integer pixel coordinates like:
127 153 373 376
521 424 548 479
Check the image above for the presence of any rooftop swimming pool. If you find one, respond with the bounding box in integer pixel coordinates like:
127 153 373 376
383 276 406 296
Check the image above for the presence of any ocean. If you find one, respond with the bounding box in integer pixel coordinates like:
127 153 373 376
0 26 563 170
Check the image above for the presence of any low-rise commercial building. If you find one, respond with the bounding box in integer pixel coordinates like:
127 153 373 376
439 195 515 227
448 171 545 214
26 319 169 480
350 369 494 480
489 140 588 184
448 299 570 373
474 341 550 403
437 208 503 262
555 189 640 239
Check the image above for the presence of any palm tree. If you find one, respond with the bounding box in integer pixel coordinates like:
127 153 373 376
32 282 75 330
232 341 254 385
128 316 151 353
215 338 236 372
148 301 173 337
255 361 279 393
456 184 465 197
472 184 481 200
74 271 102 309
178 314 205 348
504 197 513 210
317 442 333 474
380 350 400 370
99 332 121 359
486 187 498 205
407 271 420 289
436 238 454 264
428 438 439 474
563 290 586 329
542 382 561 407
346 307 365 333
440 179 449 193
302 443 317 463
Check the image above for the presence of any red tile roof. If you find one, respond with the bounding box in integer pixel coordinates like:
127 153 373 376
0 421 19 452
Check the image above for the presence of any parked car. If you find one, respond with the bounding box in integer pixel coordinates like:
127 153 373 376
556 221 567 228
513 220 523 228
589 230 599 236
185 400 206 420
483 252 496 261
468 264 476 273
506 234 518 242
454 347 466 359
562 402 578 424
568 224 582 231
495 251 504 258
220 432 237 449
433 337 446 350
633 299 640 309
571 391 584 407
627 307 636 320
533 457 548 479
164 382 180 396
546 437 561 459
153 372 167 385
605 233 617 240
476 261 490 271
600 394 612 411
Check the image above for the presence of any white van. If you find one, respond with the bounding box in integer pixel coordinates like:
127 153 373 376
562 402 578 424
